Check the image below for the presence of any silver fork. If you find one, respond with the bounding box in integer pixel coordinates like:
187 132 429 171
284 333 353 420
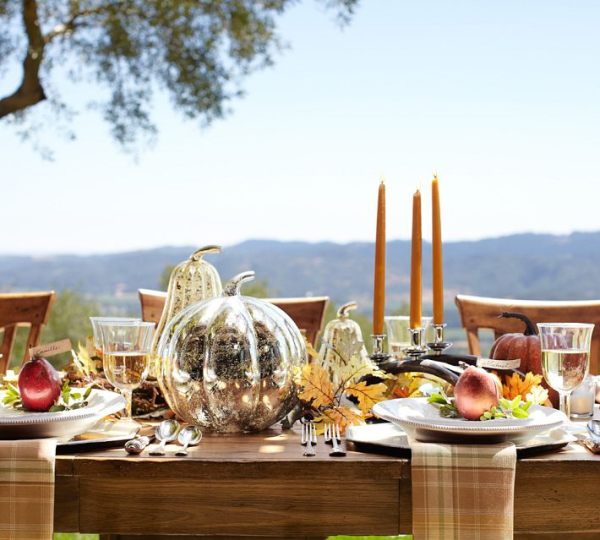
324 423 332 445
329 423 346 457
302 421 317 456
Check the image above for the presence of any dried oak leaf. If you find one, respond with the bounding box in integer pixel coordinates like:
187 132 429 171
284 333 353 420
345 380 388 415
316 405 364 433
298 363 334 408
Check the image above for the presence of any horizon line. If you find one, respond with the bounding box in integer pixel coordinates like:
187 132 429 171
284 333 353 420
1 230 597 258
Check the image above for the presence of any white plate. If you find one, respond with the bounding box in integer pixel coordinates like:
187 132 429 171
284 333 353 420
58 418 139 449
372 397 567 443
0 389 126 441
346 422 577 455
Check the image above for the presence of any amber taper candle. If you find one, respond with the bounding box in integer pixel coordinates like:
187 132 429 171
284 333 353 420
409 189 422 329
432 174 444 324
372 181 386 335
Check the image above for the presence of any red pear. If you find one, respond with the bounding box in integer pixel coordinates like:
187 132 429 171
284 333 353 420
454 366 500 421
18 356 62 412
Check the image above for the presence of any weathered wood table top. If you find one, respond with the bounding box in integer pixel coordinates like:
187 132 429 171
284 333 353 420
54 425 600 540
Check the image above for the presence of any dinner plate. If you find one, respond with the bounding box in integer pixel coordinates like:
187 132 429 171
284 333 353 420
0 389 126 441
56 418 140 451
372 397 567 443
346 422 577 457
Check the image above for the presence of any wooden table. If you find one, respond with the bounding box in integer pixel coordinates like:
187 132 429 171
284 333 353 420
54 426 600 539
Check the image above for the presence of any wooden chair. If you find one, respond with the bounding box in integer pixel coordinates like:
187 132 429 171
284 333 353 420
0 291 55 374
455 294 600 374
138 289 329 346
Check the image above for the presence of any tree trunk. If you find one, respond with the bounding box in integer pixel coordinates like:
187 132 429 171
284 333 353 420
0 0 46 118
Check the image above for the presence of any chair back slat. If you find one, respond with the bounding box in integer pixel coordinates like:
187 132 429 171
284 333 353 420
0 292 55 374
138 289 329 347
455 294 600 374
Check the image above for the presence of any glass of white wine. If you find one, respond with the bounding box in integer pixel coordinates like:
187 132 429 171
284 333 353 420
90 317 141 360
537 322 594 417
98 320 155 421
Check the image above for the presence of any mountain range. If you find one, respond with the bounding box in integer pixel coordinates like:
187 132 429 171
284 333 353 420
1 232 599 325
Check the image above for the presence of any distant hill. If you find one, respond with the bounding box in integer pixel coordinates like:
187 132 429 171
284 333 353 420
2 232 600 326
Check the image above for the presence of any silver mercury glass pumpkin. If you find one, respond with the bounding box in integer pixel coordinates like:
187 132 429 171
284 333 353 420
156 271 306 433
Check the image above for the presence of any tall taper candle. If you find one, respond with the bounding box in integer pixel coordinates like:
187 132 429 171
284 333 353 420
432 174 444 324
372 181 386 335
410 189 422 329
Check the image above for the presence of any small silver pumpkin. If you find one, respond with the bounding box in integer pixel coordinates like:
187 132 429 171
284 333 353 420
156 271 306 432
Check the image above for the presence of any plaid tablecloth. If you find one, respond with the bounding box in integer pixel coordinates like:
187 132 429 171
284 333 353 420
410 440 516 540
0 439 56 540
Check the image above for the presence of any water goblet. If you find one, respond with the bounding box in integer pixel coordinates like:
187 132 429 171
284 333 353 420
537 323 594 417
97 320 155 421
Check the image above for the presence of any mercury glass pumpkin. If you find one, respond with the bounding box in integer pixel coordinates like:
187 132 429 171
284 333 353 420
156 271 306 432
319 301 373 387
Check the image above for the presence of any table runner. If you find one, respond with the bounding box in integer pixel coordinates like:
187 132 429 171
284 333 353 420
0 439 56 540
410 440 516 540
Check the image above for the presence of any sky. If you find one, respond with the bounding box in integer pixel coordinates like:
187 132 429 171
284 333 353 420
1 0 600 255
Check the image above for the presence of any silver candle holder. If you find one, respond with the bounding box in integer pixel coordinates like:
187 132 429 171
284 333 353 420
403 327 427 359
427 323 452 355
369 334 390 365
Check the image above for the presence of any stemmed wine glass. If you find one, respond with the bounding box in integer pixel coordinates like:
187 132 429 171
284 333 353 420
90 317 140 360
537 323 594 417
97 321 155 422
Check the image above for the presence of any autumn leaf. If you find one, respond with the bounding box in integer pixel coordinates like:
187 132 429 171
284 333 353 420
298 363 334 408
502 372 544 401
305 340 320 362
345 381 387 415
316 405 364 433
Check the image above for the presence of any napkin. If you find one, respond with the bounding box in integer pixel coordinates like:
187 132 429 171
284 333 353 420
410 440 516 540
0 439 57 540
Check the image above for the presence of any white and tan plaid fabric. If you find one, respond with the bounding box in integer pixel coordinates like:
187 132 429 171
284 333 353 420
0 439 56 540
410 440 517 540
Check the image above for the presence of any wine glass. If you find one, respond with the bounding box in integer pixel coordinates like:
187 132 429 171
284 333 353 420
97 321 155 421
537 323 594 417
90 316 140 359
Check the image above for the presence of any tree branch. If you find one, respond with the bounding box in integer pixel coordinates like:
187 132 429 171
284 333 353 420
44 6 115 43
0 0 46 118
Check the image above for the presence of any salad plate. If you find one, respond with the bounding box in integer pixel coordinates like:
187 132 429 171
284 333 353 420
372 397 567 443
0 389 125 441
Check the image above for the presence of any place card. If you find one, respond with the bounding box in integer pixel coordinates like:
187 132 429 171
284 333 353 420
476 358 521 370
29 339 72 358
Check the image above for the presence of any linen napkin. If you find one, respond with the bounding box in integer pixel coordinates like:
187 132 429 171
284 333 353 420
410 440 516 540
0 439 57 540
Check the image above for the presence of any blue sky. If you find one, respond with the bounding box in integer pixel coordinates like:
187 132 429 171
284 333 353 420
1 0 599 254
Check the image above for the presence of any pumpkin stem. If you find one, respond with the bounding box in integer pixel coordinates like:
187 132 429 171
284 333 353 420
224 271 256 297
499 311 538 336
337 301 358 319
190 245 222 261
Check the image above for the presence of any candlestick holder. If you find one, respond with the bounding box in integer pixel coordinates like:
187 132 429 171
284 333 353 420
427 323 452 355
403 327 427 359
369 334 390 365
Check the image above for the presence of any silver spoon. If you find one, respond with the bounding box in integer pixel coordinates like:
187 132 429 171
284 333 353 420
587 419 600 443
175 425 203 456
149 419 180 456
